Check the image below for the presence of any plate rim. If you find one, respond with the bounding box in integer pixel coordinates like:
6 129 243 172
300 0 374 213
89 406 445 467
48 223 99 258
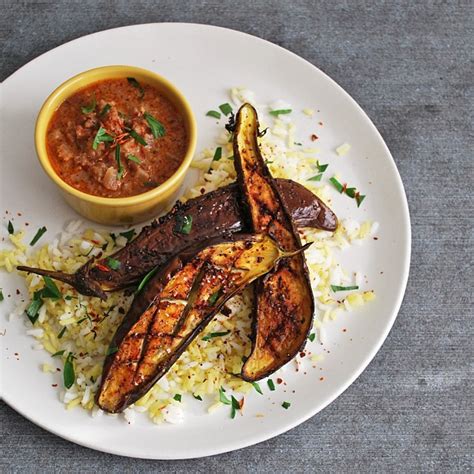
1 22 411 459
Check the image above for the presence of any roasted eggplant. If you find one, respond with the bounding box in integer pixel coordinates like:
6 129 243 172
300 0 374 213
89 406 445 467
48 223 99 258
17 179 336 299
96 234 304 413
233 103 314 381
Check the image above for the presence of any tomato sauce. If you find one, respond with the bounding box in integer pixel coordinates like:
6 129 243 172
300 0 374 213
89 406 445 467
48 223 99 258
46 78 188 198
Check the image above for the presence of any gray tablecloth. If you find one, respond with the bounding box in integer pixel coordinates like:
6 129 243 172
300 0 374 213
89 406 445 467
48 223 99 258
1 1 472 472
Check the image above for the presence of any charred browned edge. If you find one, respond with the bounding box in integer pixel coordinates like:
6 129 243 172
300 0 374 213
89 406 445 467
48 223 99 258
233 103 315 381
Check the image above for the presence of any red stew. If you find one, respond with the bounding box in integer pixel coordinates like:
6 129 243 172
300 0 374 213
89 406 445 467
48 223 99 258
46 78 188 198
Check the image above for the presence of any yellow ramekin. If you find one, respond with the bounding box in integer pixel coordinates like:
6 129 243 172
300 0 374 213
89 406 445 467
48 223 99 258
35 65 197 225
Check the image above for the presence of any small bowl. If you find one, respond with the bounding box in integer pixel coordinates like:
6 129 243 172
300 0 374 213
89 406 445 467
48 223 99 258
35 65 197 225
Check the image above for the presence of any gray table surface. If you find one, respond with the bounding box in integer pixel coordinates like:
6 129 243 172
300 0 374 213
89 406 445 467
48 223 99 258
1 0 472 472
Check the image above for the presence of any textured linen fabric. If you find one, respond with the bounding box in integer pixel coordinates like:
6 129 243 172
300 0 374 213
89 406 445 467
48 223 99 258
1 1 472 471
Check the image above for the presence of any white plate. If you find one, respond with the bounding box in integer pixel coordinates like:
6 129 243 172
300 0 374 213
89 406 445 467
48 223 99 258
0 23 410 459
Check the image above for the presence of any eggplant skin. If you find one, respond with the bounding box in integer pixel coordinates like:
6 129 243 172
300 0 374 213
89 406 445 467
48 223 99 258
233 103 315 381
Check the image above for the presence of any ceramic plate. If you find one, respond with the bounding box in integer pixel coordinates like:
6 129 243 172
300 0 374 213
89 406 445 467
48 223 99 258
0 23 410 459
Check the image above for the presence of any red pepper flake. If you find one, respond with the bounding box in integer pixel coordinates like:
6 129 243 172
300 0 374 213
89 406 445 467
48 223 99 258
299 351 306 358
91 239 101 245
277 378 283 384
95 263 110 272
25 222 29 226
310 134 318 141
238 397 245 409
52 384 58 387
342 328 347 332
14 352 19 356
341 183 347 193
16 289 20 295
319 377 325 381
200 187 205 195
318 121 323 126
373 237 378 240
56 368 61 372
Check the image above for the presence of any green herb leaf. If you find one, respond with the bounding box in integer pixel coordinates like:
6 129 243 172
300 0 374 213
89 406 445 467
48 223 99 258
251 382 263 395
92 126 114 150
42 276 61 299
0 289 3 302
174 214 193 235
100 103 111 116
127 154 141 164
81 97 96 114
173 394 182 402
127 77 144 98
119 229 136 242
317 161 329 172
219 103 233 116
213 147 222 162
331 285 359 292
25 290 44 324
202 329 230 342
267 379 276 391
106 257 121 270
308 333 316 342
269 109 292 116
51 350 65 358
307 174 323 182
345 187 357 198
219 387 231 405
63 353 75 389
206 110 221 119
7 220 14 234
356 194 366 207
58 326 67 339
129 129 147 146
30 226 47 246
230 395 240 419
329 176 344 193
144 112 166 138
193 394 203 401
115 144 123 179
207 289 221 306
106 346 119 356
135 266 159 294
76 317 88 325
282 401 291 409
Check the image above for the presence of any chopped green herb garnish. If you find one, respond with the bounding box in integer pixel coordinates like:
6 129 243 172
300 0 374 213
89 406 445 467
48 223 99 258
331 285 359 292
42 276 62 299
329 176 344 193
135 266 159 294
26 291 43 324
106 346 119 356
63 353 75 389
207 289 221 306
230 395 240 419
51 350 65 358
269 109 292 116
308 174 323 182
213 147 222 161
144 112 166 138
251 382 263 395
202 330 230 342
115 144 123 179
127 77 144 98
206 110 221 119
0 289 3 302
58 326 67 339
264 159 274 165
30 226 47 246
308 333 316 342
92 126 114 150
227 155 234 161
100 103 111 116
119 229 136 242
219 387 231 405
219 103 233 116
173 394 182 402
174 214 193 235
356 194 366 207
76 317 88 325
267 379 276 391
106 257 121 270
7 220 14 234
129 129 147 146
81 97 96 114
127 154 141 164
317 161 329 172
64 295 73 301
282 401 291 409
193 394 203 401
345 187 356 198
294 142 302 146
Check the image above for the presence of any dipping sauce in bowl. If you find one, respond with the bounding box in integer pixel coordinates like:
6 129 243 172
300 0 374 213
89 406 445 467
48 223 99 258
46 78 188 198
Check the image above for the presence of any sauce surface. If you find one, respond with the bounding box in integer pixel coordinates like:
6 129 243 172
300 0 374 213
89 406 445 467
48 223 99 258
46 78 188 198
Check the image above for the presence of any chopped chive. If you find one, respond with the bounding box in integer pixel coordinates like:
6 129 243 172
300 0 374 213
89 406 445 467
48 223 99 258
106 346 119 356
81 97 96 114
219 103 233 116
331 285 359 292
42 276 61 299
92 126 114 150
51 350 65 358
100 103 111 116
115 144 123 179
174 214 193 235
294 141 302 146
202 330 230 342
269 109 292 116
308 333 316 342
135 266 159 294
193 394 203 401
207 289 221 306
58 327 67 339
173 394 182 402
63 353 75 389
219 387 231 405
119 229 136 242
127 77 144 98
356 194 366 207
345 187 357 198
30 226 47 246
227 155 234 161
308 174 323 182
0 289 3 302
144 112 166 138
213 147 222 161
230 395 240 419
267 379 276 391
76 317 88 325
282 401 291 409
251 382 263 395
127 154 141 164
329 176 344 193
25 290 44 324
106 257 121 270
7 220 14 234
128 129 147 146
317 161 329 172
206 110 221 119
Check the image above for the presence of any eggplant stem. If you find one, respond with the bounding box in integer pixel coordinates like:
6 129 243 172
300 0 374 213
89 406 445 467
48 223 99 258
17 266 77 286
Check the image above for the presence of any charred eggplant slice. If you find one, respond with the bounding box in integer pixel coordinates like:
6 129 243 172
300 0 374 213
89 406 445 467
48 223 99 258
233 103 315 381
96 234 302 413
17 179 336 299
